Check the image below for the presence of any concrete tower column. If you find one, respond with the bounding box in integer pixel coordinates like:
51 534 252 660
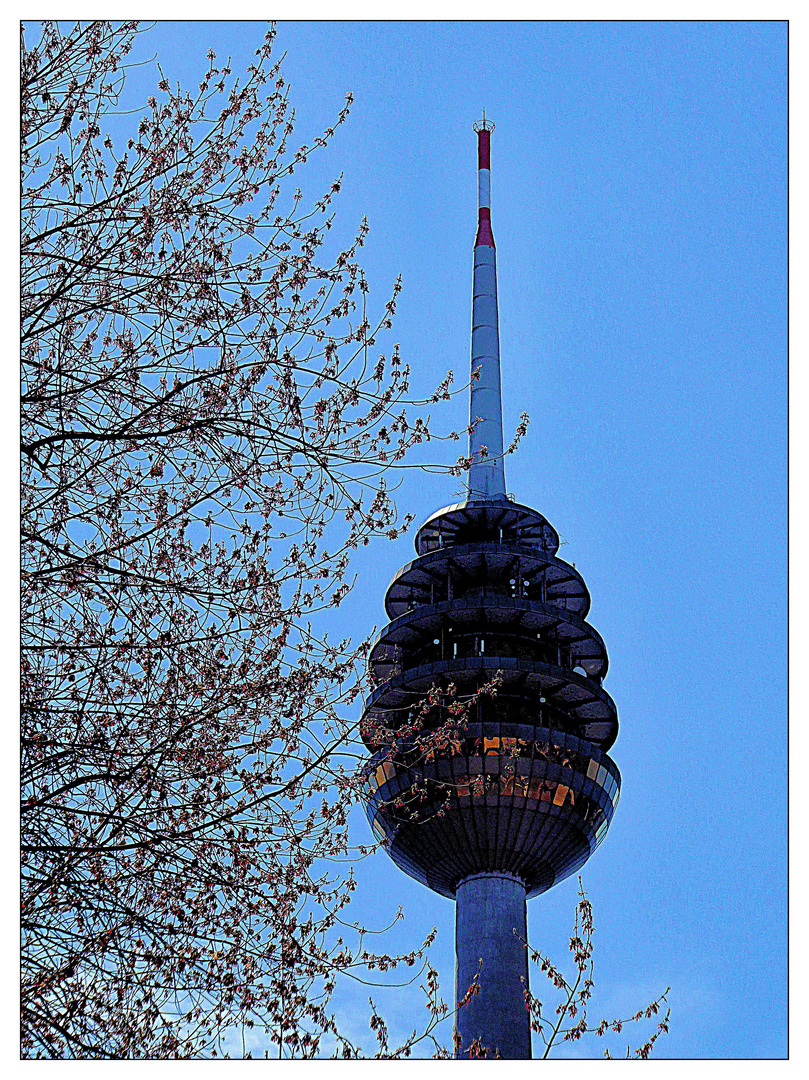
454 871 531 1059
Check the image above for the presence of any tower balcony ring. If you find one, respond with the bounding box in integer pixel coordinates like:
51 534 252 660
368 596 609 679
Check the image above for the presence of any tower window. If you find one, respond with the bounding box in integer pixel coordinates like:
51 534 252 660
553 784 570 807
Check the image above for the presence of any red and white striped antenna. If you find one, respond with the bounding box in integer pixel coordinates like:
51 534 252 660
472 111 496 249
467 111 506 501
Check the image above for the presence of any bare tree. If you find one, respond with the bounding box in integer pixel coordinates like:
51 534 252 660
22 23 659 1062
521 880 671 1060
21 20 475 1058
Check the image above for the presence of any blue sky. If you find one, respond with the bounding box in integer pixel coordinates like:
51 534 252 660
111 19 787 1058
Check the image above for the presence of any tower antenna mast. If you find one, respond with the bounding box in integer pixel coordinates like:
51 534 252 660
468 111 505 502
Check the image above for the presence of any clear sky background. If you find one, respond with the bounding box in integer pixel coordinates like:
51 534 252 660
69 18 789 1059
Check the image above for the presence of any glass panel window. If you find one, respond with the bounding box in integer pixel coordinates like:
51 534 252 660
596 765 608 789
553 784 569 806
587 759 599 781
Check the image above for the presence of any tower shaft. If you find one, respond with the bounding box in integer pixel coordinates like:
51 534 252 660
455 872 530 1059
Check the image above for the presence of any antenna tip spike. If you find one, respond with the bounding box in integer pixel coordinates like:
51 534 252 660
473 110 495 133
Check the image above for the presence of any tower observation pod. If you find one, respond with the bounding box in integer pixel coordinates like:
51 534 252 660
361 117 621 1060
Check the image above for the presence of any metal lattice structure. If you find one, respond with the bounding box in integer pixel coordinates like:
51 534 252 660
360 118 620 1059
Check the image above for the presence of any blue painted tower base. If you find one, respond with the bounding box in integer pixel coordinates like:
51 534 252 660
454 871 531 1059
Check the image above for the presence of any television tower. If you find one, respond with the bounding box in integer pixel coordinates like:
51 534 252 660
362 116 620 1059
